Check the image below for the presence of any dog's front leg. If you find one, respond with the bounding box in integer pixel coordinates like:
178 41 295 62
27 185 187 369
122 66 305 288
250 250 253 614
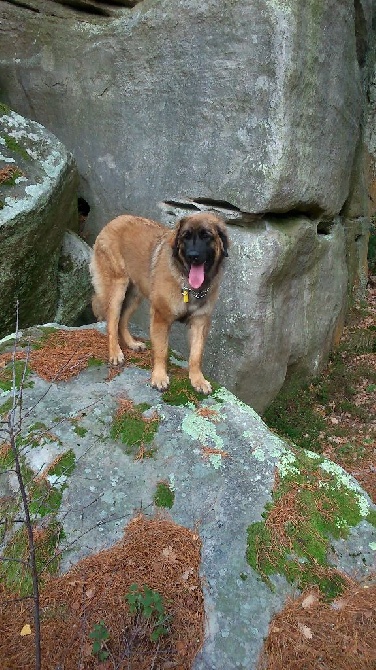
150 307 171 390
188 316 212 394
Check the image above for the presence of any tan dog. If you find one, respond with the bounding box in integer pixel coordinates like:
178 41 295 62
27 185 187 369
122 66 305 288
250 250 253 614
90 212 229 393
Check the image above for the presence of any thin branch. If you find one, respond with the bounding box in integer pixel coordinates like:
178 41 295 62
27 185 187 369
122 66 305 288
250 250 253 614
6 304 41 670
8 412 41 670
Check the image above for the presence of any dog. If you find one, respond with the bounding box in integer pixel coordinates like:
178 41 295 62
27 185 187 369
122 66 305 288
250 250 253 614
90 212 229 394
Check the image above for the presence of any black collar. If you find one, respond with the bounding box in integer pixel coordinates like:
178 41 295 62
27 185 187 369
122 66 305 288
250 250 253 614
181 284 210 301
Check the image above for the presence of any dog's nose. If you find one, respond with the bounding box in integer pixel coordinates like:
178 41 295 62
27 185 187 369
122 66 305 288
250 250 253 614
186 250 200 260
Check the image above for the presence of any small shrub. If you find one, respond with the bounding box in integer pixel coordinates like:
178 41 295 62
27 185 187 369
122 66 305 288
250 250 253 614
89 621 110 662
125 584 170 642
153 481 175 509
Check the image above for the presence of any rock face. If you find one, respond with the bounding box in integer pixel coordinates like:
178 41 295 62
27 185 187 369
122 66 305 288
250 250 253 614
0 108 78 338
0 0 374 408
55 231 93 326
0 324 375 669
160 203 348 412
0 0 372 231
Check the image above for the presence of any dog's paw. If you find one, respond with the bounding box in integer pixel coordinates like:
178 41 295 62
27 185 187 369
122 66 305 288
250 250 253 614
190 375 212 395
151 371 170 391
109 350 125 366
129 340 147 352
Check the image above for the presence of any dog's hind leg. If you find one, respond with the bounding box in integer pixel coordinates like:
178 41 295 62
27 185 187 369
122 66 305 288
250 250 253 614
118 285 146 352
107 278 129 365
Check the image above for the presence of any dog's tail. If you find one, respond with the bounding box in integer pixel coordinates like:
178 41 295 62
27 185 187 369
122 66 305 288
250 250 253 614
89 252 107 320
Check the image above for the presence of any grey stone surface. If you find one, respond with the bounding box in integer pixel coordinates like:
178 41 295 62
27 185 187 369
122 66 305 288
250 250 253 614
1 323 375 669
0 109 78 337
55 231 93 325
159 204 349 412
0 0 368 234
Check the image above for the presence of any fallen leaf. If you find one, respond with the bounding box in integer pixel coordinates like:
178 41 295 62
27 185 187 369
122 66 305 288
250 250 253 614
83 642 93 657
301 594 317 609
20 624 32 636
71 600 82 612
331 598 347 611
298 623 313 639
162 546 177 562
176 640 187 655
181 569 193 581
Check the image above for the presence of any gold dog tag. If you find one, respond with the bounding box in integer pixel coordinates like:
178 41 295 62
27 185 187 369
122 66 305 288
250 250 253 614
182 289 189 303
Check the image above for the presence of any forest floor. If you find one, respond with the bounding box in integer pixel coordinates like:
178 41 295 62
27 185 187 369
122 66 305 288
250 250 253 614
259 270 376 669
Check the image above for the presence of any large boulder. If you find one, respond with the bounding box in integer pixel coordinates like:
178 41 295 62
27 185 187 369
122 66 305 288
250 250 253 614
0 324 375 668
0 0 372 233
160 202 349 412
0 108 78 338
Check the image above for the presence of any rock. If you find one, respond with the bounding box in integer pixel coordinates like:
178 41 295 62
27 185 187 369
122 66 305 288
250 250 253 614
55 231 93 325
0 0 372 234
159 202 349 413
0 323 375 669
0 107 78 338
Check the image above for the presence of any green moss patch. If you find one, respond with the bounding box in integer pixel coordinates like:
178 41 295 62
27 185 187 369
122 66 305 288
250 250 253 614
162 376 220 406
0 102 10 116
263 332 376 467
0 445 75 594
47 449 76 478
111 399 159 457
0 359 33 393
0 397 13 418
87 357 105 368
2 133 30 161
72 424 88 437
246 450 373 600
153 481 175 509
0 522 64 597
29 479 64 518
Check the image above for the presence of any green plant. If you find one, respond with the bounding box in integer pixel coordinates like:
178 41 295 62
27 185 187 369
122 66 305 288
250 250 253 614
110 401 159 456
153 481 175 508
3 133 30 160
162 376 219 406
125 584 170 642
245 449 374 600
0 359 33 392
89 621 110 661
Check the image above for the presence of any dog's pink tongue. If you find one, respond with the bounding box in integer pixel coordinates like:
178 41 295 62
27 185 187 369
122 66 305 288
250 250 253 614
189 264 205 289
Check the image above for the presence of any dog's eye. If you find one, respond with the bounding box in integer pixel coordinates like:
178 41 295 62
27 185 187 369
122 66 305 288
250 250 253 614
182 230 193 240
199 230 212 240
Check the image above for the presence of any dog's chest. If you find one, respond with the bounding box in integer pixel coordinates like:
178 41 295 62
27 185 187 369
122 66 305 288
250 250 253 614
176 292 209 322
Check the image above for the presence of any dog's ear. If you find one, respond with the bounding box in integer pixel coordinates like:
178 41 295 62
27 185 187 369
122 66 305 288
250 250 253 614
216 224 229 257
171 217 187 257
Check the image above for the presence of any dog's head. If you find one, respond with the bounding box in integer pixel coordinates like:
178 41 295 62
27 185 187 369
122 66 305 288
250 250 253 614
172 213 229 289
